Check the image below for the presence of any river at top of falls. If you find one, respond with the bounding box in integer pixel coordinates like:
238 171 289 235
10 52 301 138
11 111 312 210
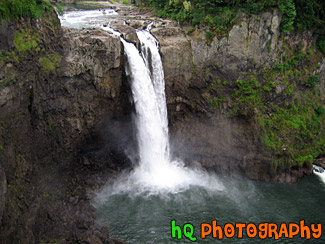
59 6 118 28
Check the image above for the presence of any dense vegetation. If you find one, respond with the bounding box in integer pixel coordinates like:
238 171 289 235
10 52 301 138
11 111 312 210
205 43 324 172
0 0 52 22
142 0 324 51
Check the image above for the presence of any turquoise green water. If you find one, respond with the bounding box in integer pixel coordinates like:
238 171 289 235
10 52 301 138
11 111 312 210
95 174 325 243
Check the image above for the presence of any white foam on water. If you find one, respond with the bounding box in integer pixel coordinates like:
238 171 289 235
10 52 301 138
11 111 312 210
314 170 325 184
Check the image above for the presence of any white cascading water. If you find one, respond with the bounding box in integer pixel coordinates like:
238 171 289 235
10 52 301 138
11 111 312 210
59 9 118 28
109 27 224 195
137 28 170 162
59 7 224 194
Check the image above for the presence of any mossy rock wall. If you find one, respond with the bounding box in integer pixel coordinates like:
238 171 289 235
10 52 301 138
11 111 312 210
152 10 324 183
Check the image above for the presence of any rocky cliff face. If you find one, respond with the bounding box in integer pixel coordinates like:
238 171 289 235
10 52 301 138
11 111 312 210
0 11 131 244
0 5 324 244
150 10 322 182
151 14 279 180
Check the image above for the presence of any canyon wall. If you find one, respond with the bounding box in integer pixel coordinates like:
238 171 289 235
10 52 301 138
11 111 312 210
151 10 323 182
0 11 130 244
0 7 324 243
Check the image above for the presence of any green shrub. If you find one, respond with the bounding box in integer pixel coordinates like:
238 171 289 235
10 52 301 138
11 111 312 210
278 0 296 32
205 30 214 39
316 35 325 54
55 3 64 16
305 75 319 88
143 0 324 54
294 0 324 30
0 0 52 22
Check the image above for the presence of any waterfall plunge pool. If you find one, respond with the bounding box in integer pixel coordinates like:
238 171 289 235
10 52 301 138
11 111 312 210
94 174 325 244
58 6 325 244
94 26 325 244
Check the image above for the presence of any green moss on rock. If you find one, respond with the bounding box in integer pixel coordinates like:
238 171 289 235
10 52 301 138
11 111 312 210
13 30 40 53
38 53 61 75
227 45 324 172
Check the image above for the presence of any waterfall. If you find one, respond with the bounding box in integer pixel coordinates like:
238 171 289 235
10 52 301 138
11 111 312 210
121 37 181 190
122 30 170 172
114 28 224 194
137 29 170 161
